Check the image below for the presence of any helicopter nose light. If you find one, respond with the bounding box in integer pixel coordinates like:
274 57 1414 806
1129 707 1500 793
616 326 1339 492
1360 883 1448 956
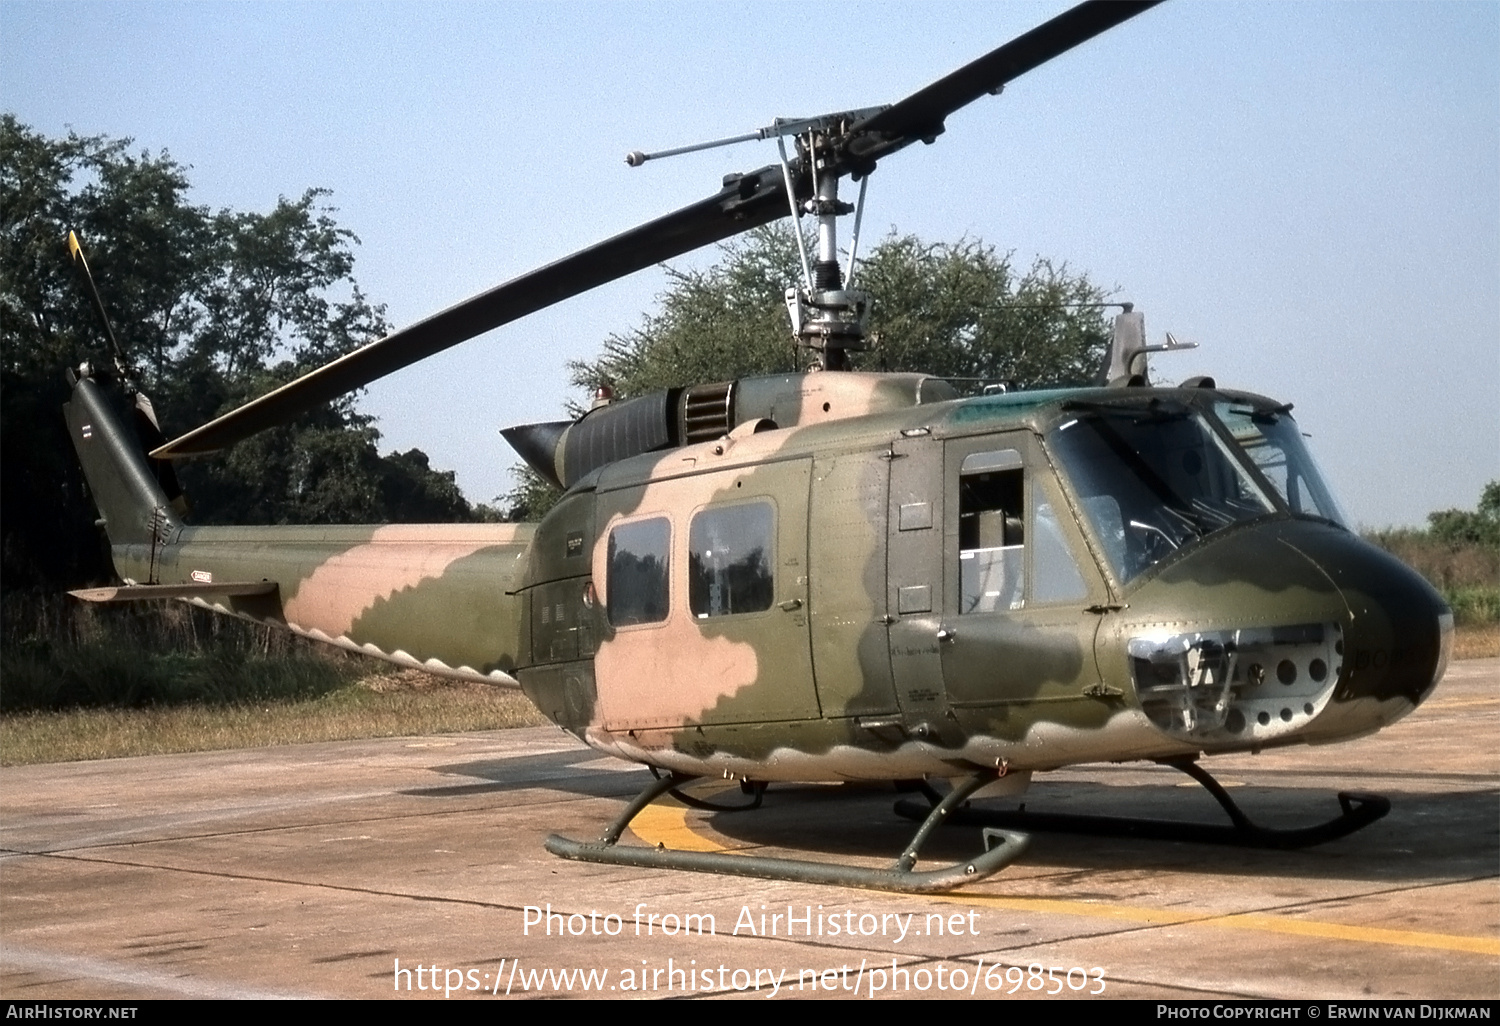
1129 622 1343 743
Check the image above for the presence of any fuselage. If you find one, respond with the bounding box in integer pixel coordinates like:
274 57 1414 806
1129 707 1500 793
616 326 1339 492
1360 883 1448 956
102 379 1451 783
518 382 1452 781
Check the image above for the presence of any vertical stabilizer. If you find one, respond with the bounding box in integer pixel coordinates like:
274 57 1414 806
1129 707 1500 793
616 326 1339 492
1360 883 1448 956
64 371 181 557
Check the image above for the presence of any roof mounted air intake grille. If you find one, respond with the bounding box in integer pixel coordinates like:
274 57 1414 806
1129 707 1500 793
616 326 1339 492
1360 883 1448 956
682 380 735 443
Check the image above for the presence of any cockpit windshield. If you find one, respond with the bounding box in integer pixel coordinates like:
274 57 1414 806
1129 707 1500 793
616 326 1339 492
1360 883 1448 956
1048 397 1348 584
1213 402 1350 527
1049 400 1276 583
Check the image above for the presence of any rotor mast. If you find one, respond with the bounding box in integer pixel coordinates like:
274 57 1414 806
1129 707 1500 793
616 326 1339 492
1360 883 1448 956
630 112 878 371
785 135 871 371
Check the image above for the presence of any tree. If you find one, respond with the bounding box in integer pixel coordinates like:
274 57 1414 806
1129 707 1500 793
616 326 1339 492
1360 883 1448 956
1 118 476 590
1427 481 1500 550
569 226 1112 398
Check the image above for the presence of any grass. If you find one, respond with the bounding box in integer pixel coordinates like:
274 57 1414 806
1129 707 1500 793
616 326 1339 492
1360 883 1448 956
1364 528 1499 628
1445 586 1500 628
1 595 364 712
0 595 547 766
0 670 548 767
1453 624 1499 661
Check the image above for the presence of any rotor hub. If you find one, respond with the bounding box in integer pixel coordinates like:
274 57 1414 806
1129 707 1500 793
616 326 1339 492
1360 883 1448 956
785 286 871 359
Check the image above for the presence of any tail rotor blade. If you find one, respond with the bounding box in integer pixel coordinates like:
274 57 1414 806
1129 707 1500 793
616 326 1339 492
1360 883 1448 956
67 232 187 508
67 230 133 381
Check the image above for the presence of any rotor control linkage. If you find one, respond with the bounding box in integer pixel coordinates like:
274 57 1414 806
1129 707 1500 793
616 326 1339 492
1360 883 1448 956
893 758 1390 850
624 107 888 167
546 769 1031 894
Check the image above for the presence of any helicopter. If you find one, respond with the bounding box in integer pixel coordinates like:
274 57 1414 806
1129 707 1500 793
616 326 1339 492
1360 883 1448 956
61 0 1453 893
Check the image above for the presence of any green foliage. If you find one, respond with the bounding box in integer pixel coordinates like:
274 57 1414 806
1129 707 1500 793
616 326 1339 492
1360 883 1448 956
855 237 1110 388
1 117 478 589
503 464 567 523
1426 480 1500 550
1365 481 1500 626
0 595 360 712
569 227 1112 399
569 227 804 399
1442 586 1500 627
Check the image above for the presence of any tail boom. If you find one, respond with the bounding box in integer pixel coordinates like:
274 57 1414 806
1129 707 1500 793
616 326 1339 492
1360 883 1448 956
66 370 533 685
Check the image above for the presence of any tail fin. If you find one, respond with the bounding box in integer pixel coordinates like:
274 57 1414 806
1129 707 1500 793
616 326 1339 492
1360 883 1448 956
64 369 182 555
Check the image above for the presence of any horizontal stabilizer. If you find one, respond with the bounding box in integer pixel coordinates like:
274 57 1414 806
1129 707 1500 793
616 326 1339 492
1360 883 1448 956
69 581 279 604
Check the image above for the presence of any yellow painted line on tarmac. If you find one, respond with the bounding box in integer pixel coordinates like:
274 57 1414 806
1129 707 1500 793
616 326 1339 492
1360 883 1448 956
1203 912 1499 955
930 894 1500 956
630 800 732 853
1424 697 1499 709
630 804 1500 957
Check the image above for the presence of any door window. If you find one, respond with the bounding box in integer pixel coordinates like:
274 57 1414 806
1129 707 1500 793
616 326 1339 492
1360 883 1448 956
959 449 1025 613
689 502 774 618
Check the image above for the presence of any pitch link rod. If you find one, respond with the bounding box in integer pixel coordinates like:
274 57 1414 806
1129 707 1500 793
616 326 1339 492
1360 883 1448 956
626 106 888 167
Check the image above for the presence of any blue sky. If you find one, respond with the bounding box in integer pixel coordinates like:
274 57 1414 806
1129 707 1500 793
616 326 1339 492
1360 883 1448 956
4 1 1497 527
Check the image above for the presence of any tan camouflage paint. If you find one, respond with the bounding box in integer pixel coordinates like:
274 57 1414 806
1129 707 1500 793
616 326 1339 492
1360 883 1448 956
731 372 956 433
121 522 534 683
588 429 814 731
268 524 523 634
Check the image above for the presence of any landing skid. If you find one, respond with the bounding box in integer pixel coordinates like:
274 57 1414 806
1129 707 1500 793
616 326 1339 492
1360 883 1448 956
893 758 1390 850
546 770 1031 894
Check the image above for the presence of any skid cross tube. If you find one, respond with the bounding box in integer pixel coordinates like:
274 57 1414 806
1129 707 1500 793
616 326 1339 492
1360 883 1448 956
546 770 1030 894
649 766 766 812
893 758 1390 849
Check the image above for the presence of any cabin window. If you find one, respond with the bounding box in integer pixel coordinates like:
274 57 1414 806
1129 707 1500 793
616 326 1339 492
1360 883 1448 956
959 450 1025 613
607 517 670 626
689 503 774 618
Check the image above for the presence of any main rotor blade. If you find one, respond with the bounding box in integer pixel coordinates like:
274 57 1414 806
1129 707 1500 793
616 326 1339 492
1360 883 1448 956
847 1 1161 162
153 1 1158 459
152 167 793 459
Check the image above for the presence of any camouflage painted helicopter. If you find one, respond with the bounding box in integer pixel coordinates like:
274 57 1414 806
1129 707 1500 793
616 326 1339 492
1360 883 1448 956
63 1 1452 892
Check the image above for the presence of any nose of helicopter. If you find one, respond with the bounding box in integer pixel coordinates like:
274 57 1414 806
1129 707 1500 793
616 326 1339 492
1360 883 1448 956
1107 518 1451 749
1278 521 1452 741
